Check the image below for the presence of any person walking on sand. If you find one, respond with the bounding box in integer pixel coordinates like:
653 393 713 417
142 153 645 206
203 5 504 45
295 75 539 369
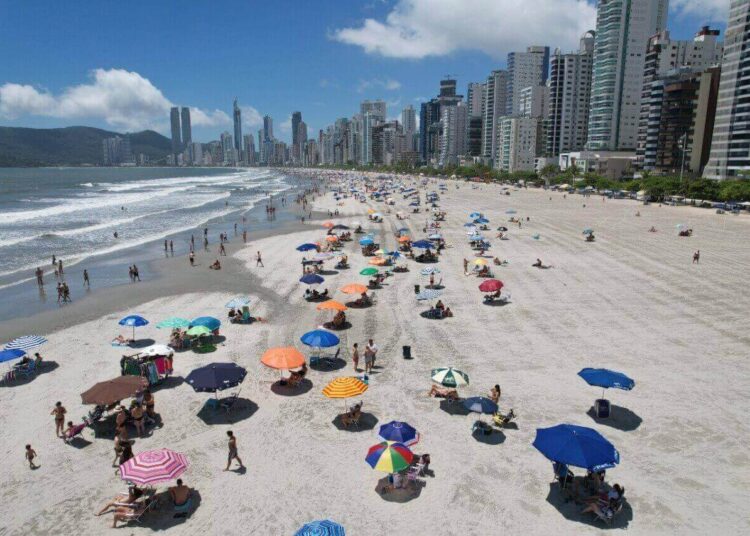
25 444 38 469
83 269 90 287
35 267 44 287
224 430 244 471
164 240 168 253
189 251 195 266
693 250 700 264
51 401 66 437
256 251 263 267
219 243 226 256
463 258 468 274
352 343 360 371
170 240 174 255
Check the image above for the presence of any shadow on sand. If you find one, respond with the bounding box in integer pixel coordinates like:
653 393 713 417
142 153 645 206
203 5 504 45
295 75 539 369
196 398 259 425
331 412 379 432
0 361 60 387
545 483 632 529
374 476 425 503
270 379 313 396
438 399 470 416
586 406 642 432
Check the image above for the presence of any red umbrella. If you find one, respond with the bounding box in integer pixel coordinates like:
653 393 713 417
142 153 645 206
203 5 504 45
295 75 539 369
478 279 504 293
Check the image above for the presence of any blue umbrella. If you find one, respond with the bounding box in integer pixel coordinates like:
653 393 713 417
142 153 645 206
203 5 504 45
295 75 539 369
297 243 319 252
185 363 247 393
409 201 420 206
463 396 498 415
4 335 47 351
300 273 325 285
578 368 634 398
533 424 620 472
582 228 594 235
474 217 489 224
469 234 484 241
416 289 442 301
469 212 482 219
397 228 409 234
505 209 517 214
0 348 26 364
463 222 477 227
411 240 433 249
295 520 345 536
225 296 251 309
428 233 442 240
379 421 420 446
191 316 221 331
300 329 340 348
359 237 374 246
118 315 148 339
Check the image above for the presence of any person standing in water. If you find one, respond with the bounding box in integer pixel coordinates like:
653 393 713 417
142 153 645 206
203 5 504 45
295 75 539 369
83 269 90 287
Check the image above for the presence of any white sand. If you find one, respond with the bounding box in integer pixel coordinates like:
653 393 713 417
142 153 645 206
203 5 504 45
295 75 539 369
1 177 748 535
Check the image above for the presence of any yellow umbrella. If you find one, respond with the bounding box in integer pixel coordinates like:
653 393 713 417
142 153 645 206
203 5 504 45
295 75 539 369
323 377 368 398
367 208 376 215
474 258 488 266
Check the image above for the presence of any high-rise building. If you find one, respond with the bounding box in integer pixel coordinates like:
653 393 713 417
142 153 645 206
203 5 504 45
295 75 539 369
507 46 550 116
467 116 483 157
221 131 235 165
263 115 274 141
170 107 182 157
420 99 441 164
636 26 722 171
244 134 256 165
360 100 387 122
188 142 203 166
704 0 750 179
467 82 485 118
439 101 468 166
297 120 308 163
496 117 542 172
102 136 133 166
401 105 417 152
258 129 265 164
518 86 549 118
181 107 192 147
291 112 302 147
587 0 670 151
233 99 242 160
546 32 595 157
481 70 509 162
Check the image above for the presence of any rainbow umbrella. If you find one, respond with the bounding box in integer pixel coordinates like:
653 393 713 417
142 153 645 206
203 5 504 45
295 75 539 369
119 448 188 485
365 441 414 473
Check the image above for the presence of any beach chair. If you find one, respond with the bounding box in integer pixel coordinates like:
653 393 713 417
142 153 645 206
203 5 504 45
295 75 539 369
219 392 240 416
119 497 156 526
63 423 87 444
406 467 422 487
15 360 36 380
492 409 516 428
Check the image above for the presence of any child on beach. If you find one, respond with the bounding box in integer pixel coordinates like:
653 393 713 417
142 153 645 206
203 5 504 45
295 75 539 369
25 444 37 469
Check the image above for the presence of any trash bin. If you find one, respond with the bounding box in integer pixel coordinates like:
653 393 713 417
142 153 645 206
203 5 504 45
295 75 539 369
402 345 412 359
414 284 420 294
595 399 610 418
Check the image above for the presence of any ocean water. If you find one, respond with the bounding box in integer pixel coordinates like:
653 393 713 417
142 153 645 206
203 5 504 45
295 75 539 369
0 167 290 286
0 167 299 322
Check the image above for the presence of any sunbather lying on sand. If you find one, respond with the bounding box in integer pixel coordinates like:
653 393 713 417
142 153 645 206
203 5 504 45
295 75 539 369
428 385 459 400
111 335 131 345
96 486 144 516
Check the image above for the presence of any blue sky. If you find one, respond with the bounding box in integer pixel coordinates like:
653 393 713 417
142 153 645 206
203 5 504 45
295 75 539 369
0 0 729 143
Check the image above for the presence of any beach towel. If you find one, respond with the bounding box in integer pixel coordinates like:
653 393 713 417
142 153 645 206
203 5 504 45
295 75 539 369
154 357 168 375
147 363 159 384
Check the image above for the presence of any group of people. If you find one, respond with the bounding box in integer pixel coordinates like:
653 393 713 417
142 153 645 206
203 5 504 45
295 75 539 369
350 339 378 373
128 265 141 282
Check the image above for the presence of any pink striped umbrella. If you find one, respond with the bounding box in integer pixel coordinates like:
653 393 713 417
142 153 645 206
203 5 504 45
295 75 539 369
119 448 189 485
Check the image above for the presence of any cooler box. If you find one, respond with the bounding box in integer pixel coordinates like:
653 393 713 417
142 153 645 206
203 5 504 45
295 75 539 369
595 399 610 418
402 345 412 359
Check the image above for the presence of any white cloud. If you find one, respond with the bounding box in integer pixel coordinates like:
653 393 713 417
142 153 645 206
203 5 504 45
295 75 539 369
240 105 263 129
357 78 402 93
332 0 598 59
0 68 232 131
670 0 728 20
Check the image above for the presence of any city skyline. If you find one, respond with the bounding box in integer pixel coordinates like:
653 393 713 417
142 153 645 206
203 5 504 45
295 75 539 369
0 1 729 143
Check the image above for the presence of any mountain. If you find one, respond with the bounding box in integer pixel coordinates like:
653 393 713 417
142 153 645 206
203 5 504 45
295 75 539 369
0 126 172 166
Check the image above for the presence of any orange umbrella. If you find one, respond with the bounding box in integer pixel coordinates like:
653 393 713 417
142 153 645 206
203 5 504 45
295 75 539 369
261 347 306 370
322 221 334 229
326 235 339 242
369 257 388 266
398 236 411 243
317 300 348 312
340 283 367 294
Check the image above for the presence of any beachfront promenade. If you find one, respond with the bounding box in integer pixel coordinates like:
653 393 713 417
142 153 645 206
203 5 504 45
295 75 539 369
0 173 748 534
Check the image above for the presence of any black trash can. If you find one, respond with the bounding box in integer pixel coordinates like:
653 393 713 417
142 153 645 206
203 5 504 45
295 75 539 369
403 345 412 359
414 284 420 294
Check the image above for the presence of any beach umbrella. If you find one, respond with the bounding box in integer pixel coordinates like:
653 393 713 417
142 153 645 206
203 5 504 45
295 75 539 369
185 363 247 392
397 236 411 243
297 243 319 252
225 296 251 309
578 368 635 398
533 424 620 472
411 240 432 249
409 201 420 206
191 316 221 331
140 344 174 357
301 329 340 348
463 396 498 415
314 252 335 262
582 228 594 235
119 449 189 485
505 209 517 214
261 347 306 370
368 257 387 266
378 421 419 446
469 234 484 241
317 300 347 312
156 317 191 329
366 441 414 473
497 226 508 232
326 235 339 243
341 283 368 295
428 233 442 240
322 221 334 229
420 267 440 275
300 273 325 285
469 212 482 219
463 222 477 227
295 520 345 536
323 377 368 399
416 289 442 301
4 335 46 351
474 217 489 224
397 227 409 234
474 258 488 266
431 367 469 387
81 376 146 405
478 279 504 293
0 348 26 364
186 325 211 337
359 267 379 276
332 224 349 230
119 314 148 339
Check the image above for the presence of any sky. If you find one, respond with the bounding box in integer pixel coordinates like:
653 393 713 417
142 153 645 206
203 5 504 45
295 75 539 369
0 0 730 144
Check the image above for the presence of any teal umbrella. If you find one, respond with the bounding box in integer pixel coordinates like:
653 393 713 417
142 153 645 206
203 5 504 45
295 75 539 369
156 317 191 329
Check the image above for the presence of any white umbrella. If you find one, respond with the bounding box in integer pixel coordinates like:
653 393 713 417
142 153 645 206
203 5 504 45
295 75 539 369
140 344 174 357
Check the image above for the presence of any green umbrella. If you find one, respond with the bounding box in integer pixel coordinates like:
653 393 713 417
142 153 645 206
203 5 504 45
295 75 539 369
359 267 379 276
186 325 211 337
431 367 469 388
156 317 191 329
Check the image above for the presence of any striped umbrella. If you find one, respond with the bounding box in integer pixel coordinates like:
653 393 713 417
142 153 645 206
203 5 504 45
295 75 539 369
365 441 414 473
431 367 469 388
295 520 345 536
323 377 368 399
420 267 441 276
416 289 442 301
4 335 47 351
119 448 188 485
